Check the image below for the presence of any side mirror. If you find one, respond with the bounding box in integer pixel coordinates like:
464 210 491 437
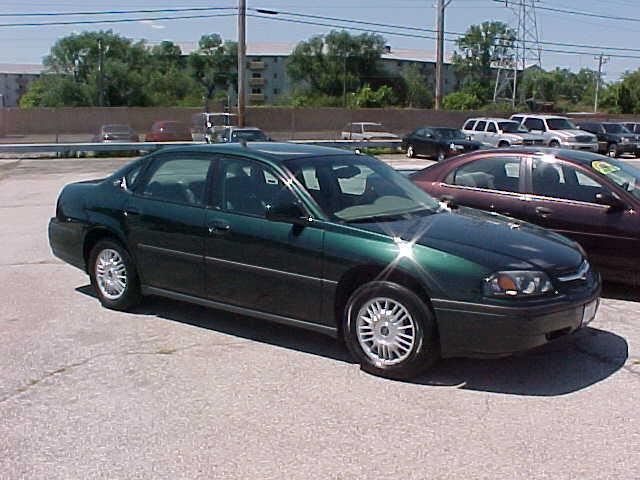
595 192 627 211
113 177 130 191
266 200 309 225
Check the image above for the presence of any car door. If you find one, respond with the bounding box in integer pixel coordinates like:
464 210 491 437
125 153 214 297
523 117 547 142
523 156 639 275
438 154 527 218
414 128 432 156
203 155 324 323
483 121 497 146
472 120 487 144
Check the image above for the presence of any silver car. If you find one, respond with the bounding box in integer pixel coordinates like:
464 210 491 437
510 114 598 151
462 117 545 147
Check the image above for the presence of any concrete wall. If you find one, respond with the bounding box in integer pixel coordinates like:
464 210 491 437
1 106 639 141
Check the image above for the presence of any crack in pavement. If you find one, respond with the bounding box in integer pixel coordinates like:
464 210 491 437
0 260 63 267
0 340 250 405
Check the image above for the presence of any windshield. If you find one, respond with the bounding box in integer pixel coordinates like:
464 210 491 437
231 130 267 141
603 124 630 134
547 118 577 130
433 128 466 140
104 124 131 133
498 121 528 133
362 124 387 133
590 158 640 201
284 154 440 222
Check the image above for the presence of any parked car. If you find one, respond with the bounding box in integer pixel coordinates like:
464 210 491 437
575 121 637 157
622 122 640 135
410 148 640 285
49 143 600 379
462 117 545 148
92 124 139 143
341 122 399 141
190 112 237 143
510 114 598 151
145 121 192 142
402 126 482 161
216 126 269 143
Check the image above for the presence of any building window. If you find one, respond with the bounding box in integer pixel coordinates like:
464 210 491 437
273 88 280 95
273 72 278 79
252 88 262 94
252 72 262 78
273 57 278 63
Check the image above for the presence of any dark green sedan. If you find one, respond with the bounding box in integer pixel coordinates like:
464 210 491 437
49 143 601 379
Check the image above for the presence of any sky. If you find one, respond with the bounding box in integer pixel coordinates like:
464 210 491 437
1 0 639 82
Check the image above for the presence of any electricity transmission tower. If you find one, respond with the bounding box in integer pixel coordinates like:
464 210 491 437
493 0 543 106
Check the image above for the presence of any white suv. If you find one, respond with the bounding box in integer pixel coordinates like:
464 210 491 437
510 114 598 151
462 117 545 148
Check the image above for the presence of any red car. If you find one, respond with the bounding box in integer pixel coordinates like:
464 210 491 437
145 121 192 142
411 148 640 286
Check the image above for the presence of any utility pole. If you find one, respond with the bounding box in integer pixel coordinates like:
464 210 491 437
237 0 247 127
435 0 447 110
594 53 609 113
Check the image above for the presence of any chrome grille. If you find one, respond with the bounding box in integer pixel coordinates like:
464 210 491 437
575 135 594 143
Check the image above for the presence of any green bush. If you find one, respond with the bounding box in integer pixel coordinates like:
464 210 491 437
442 92 482 111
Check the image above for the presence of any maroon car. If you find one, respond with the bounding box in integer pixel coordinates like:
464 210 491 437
411 148 640 285
145 121 192 142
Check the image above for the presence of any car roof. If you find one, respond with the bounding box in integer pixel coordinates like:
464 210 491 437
229 126 262 131
351 122 382 126
512 114 568 119
461 147 605 164
465 117 513 122
154 142 355 163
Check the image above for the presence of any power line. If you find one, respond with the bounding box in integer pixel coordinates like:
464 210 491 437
0 7 236 17
494 0 640 24
0 12 237 28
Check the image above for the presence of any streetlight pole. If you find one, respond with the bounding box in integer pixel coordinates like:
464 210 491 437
237 0 247 127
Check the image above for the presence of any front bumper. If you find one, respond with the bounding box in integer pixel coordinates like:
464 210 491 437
560 141 598 151
433 287 600 358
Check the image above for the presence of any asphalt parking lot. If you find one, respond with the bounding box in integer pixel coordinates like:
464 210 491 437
1 156 639 479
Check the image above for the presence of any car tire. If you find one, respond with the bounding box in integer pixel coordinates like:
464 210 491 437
549 140 560 148
406 145 416 158
343 281 439 380
89 239 141 311
498 140 510 148
436 148 446 162
607 144 618 157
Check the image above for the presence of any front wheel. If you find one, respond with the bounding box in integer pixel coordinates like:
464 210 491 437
89 239 141 311
607 144 618 157
343 281 439 379
406 145 416 158
436 148 446 162
549 140 560 148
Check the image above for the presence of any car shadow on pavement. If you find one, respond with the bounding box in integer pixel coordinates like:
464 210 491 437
411 327 628 396
601 282 640 302
76 285 629 397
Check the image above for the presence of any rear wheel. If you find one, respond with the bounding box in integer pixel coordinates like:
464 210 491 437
89 239 141 311
406 145 416 158
607 143 618 158
549 140 560 148
498 140 510 148
343 281 439 379
436 148 446 162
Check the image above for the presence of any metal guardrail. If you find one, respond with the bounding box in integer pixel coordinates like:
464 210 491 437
0 139 402 155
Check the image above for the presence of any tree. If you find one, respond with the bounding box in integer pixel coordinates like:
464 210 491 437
286 30 393 102
402 64 432 108
349 84 397 108
442 91 481 110
452 21 516 102
188 34 237 109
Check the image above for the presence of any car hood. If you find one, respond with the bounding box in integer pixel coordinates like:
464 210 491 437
442 139 480 147
366 132 400 139
353 207 583 274
553 129 596 139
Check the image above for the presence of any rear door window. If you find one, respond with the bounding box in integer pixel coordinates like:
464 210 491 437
140 157 213 206
487 122 497 133
524 118 545 132
474 121 487 131
448 156 522 193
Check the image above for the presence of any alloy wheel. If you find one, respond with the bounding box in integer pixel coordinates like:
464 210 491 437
407 145 415 158
356 297 416 366
95 248 127 300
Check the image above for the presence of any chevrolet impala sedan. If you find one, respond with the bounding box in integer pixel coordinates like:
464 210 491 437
49 143 600 379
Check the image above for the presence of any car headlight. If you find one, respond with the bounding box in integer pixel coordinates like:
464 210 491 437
622 137 630 143
483 271 554 298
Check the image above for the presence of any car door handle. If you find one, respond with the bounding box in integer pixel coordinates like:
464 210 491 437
207 219 231 234
536 206 553 218
124 207 140 216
